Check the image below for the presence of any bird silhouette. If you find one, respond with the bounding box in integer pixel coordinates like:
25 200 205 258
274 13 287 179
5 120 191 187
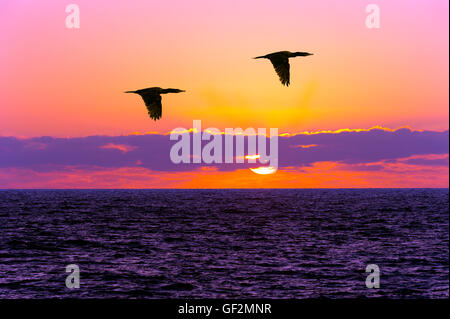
254 51 313 86
125 87 185 121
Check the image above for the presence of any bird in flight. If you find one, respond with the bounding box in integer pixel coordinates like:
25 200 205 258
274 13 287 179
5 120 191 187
254 51 313 86
125 87 185 121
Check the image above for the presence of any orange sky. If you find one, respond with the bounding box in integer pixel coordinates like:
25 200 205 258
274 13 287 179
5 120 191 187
0 0 448 137
1 159 448 189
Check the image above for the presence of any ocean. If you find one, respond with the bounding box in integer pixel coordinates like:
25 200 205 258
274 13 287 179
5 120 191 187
0 189 448 298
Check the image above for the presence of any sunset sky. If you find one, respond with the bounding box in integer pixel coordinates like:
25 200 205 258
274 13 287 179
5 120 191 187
0 0 448 188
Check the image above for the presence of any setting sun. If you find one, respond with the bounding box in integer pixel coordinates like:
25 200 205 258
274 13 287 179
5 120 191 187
250 166 277 175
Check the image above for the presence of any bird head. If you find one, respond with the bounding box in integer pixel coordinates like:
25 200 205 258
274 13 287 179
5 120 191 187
161 88 186 94
292 52 313 57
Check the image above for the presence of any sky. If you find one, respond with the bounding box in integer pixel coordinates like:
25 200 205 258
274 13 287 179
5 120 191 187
0 0 448 188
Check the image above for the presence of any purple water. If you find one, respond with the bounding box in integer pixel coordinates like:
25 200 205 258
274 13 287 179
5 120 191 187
0 189 448 298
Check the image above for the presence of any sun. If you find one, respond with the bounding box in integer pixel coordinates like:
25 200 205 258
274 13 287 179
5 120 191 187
250 166 277 175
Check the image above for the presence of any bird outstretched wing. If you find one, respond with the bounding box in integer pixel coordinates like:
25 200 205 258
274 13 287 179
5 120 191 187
139 92 162 120
268 55 290 86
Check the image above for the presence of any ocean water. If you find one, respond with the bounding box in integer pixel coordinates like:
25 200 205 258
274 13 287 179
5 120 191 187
0 189 447 299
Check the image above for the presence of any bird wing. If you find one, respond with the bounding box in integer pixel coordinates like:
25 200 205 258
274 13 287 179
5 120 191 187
139 92 162 121
268 55 290 86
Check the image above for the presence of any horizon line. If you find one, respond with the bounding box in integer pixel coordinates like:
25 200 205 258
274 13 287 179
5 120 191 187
1 187 448 190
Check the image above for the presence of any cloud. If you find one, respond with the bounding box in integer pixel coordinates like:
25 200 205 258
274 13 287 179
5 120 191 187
0 128 448 174
100 143 138 153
